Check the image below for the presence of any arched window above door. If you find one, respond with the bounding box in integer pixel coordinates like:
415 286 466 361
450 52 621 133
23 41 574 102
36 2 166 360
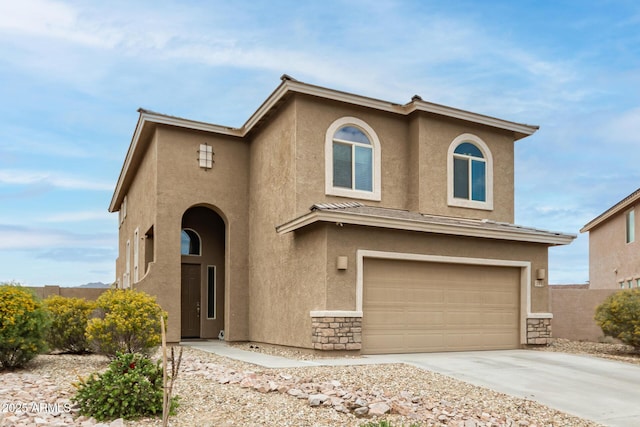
181 229 201 255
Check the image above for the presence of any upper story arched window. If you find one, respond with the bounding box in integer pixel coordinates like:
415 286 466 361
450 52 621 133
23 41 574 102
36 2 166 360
325 117 381 201
181 229 201 255
447 133 493 210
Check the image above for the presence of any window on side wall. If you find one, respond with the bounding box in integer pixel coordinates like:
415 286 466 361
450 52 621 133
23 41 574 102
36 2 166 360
447 134 493 210
325 117 381 201
626 209 635 243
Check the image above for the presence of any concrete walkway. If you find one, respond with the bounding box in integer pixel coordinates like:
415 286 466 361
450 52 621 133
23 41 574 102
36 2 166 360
182 341 640 427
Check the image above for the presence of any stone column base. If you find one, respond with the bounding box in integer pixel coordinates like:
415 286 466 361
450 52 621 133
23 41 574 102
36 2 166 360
311 316 362 351
527 318 552 345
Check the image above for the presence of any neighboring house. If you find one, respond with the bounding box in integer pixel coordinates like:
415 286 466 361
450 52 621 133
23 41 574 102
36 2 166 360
581 188 640 289
109 75 575 354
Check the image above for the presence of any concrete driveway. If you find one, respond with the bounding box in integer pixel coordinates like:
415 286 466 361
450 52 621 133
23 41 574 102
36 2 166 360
373 350 640 427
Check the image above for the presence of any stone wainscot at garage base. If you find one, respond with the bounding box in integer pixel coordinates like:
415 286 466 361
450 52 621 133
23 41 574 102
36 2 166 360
526 318 552 345
311 315 362 351
311 315 553 351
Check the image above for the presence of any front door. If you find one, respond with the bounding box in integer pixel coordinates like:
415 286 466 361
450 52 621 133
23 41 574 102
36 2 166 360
181 263 201 338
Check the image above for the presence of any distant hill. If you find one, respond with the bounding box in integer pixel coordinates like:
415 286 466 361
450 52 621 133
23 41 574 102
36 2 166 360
77 282 111 288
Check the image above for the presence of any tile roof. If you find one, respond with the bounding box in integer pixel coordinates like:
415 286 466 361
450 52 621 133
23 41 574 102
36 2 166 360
276 202 575 246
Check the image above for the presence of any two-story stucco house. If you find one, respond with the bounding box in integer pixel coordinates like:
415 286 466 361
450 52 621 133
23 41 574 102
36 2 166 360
581 188 640 289
109 75 575 354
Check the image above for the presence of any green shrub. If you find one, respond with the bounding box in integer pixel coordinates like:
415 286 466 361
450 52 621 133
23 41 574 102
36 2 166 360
73 352 177 421
44 295 95 354
86 289 166 358
0 283 50 370
595 289 640 349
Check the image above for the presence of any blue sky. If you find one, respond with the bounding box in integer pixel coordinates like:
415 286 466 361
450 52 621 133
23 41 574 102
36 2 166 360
1 0 639 286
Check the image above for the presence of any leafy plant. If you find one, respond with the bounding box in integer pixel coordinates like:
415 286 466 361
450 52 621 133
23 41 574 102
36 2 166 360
44 295 96 354
73 352 178 421
595 289 640 350
0 283 50 370
86 289 167 358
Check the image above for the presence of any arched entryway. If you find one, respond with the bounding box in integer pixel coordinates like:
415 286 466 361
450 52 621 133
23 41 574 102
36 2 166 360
180 206 226 339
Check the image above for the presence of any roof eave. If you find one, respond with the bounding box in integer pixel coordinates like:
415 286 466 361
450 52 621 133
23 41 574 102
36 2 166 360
276 211 576 246
108 110 243 212
581 188 640 233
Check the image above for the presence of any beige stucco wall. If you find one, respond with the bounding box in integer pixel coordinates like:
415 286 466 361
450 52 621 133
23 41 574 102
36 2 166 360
115 132 158 290
588 204 640 289
113 90 544 349
117 125 250 342
291 95 515 222
322 224 550 314
550 287 616 341
243 93 540 349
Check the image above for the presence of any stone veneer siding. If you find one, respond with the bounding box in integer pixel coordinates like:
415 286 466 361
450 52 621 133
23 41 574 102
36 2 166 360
311 316 362 351
527 318 552 345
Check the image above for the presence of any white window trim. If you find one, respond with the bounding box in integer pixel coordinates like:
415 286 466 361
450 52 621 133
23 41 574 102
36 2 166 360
447 133 493 210
133 228 139 283
124 239 131 289
325 116 381 201
207 265 216 320
626 209 635 244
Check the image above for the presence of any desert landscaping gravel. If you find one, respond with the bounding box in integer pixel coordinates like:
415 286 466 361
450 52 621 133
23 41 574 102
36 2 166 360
3 339 636 426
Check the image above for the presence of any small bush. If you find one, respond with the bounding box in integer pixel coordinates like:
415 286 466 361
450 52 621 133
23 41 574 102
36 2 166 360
0 283 50 370
73 352 178 421
595 289 640 350
44 295 96 354
86 289 166 358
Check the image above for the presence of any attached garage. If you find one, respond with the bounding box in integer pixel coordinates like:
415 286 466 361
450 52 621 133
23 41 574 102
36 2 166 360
362 257 521 354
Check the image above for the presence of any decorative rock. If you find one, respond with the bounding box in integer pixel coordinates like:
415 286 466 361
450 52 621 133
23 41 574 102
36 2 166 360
308 393 329 407
368 402 391 416
354 406 369 416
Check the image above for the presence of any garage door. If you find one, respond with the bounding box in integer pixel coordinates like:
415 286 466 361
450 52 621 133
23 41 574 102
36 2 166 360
362 258 520 354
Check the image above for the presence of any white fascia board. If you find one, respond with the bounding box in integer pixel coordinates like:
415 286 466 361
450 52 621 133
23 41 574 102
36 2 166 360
405 101 539 138
581 190 640 233
242 80 536 138
109 114 147 212
276 211 575 246
140 110 242 137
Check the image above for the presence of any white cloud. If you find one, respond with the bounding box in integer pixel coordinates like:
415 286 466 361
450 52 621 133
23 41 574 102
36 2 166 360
0 224 114 250
0 169 112 191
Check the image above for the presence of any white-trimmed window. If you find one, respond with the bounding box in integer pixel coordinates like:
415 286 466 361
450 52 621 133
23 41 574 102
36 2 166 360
181 229 201 256
447 133 493 210
119 195 128 225
199 144 213 169
124 239 131 289
207 265 216 319
626 209 635 243
325 117 381 201
133 228 139 283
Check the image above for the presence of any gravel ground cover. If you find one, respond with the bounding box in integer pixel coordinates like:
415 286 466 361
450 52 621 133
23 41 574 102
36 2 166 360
3 339 636 427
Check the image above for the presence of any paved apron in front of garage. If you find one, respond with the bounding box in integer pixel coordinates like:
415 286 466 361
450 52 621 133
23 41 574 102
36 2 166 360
377 350 640 427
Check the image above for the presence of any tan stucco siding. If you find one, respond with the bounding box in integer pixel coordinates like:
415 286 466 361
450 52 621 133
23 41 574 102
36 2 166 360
247 100 329 348
323 225 550 314
588 206 640 289
289 95 514 222
132 126 250 342
415 114 515 222
115 132 158 288
293 95 410 212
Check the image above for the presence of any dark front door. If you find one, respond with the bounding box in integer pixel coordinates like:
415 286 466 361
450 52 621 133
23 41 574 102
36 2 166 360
181 263 201 338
